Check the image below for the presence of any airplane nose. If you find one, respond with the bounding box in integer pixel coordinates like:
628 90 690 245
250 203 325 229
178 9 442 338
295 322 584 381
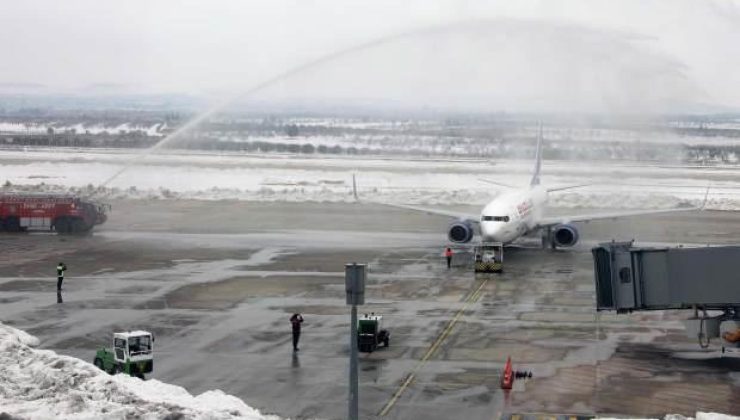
480 222 500 241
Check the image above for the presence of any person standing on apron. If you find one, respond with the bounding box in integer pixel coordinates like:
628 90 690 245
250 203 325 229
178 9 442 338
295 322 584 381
290 313 304 352
56 262 67 291
444 247 453 269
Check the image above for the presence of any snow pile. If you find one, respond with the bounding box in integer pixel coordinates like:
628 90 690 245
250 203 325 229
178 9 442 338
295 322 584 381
0 322 279 420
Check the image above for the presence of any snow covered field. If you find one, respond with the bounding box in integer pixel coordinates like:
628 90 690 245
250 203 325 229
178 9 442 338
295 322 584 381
0 322 277 420
1 147 739 210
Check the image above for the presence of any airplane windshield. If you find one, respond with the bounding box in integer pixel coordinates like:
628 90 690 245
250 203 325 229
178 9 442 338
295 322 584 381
482 216 510 222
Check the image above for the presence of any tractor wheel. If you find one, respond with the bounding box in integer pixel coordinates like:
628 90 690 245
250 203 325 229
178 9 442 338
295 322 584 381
109 364 119 375
93 358 104 371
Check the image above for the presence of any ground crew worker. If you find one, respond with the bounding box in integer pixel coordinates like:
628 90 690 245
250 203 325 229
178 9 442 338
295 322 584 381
290 313 304 352
444 247 453 269
56 262 67 291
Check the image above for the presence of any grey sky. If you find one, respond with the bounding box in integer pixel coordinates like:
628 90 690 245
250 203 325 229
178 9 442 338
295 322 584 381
2 0 739 112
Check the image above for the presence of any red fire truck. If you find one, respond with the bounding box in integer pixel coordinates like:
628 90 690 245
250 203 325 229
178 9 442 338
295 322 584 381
0 194 109 234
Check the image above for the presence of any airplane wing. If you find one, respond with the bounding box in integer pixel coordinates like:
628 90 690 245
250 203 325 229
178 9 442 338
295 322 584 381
535 205 701 228
546 183 591 193
536 186 710 228
353 175 478 222
478 178 517 189
379 202 479 223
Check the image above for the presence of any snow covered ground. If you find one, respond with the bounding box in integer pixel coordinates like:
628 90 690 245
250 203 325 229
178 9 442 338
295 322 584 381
0 147 738 210
0 322 278 420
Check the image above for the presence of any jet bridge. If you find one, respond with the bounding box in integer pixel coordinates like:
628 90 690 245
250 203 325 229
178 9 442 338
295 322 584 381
592 241 740 350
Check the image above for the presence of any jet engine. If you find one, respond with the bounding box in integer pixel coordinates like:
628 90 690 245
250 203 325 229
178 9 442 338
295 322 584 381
552 224 579 247
448 220 475 243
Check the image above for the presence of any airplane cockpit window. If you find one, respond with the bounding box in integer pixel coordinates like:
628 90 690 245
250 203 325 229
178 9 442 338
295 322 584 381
482 216 510 222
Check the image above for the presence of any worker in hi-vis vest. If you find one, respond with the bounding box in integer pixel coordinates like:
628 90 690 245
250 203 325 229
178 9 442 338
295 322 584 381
56 262 67 291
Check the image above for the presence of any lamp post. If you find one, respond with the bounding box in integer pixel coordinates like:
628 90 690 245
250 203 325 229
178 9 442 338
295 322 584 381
345 263 365 420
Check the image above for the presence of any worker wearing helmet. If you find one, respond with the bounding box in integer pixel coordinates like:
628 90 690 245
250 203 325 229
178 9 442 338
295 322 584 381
56 262 67 291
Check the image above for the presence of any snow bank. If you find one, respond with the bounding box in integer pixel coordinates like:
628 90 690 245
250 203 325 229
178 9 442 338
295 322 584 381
0 322 279 420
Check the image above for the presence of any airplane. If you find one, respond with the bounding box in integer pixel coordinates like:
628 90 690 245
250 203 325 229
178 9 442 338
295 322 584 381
369 127 708 249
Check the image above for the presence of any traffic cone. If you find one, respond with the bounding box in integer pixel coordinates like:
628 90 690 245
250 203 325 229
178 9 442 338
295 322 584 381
501 356 514 389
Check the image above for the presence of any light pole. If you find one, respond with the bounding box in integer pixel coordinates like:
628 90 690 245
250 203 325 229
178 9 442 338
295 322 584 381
345 263 365 420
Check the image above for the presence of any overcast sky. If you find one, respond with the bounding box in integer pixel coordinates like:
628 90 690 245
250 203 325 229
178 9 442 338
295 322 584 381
2 1 739 113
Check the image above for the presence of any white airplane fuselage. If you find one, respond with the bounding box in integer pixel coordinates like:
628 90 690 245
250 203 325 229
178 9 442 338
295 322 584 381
479 185 548 243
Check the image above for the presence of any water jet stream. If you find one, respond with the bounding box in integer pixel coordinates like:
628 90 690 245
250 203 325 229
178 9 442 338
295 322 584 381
97 20 499 188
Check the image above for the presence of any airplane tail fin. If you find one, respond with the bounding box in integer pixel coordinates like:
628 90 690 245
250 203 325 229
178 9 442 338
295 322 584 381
530 123 543 187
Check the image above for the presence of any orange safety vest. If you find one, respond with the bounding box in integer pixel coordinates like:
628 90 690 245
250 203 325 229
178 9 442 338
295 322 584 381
444 249 453 257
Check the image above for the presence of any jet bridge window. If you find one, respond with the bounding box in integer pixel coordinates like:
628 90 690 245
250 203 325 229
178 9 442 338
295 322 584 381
482 216 510 222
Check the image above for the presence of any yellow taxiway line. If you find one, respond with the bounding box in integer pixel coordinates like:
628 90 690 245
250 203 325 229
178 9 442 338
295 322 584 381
378 277 489 416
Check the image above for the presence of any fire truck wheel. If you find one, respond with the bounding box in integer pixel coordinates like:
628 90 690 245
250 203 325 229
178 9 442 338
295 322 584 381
4 217 20 232
54 217 69 234
70 218 86 234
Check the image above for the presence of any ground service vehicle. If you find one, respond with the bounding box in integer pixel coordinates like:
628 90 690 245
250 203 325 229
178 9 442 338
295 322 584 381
474 242 504 273
358 314 390 353
0 193 108 234
93 331 153 379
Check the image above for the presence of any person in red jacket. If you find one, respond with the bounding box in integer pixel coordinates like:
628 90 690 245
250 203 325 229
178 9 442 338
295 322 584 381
444 247 453 269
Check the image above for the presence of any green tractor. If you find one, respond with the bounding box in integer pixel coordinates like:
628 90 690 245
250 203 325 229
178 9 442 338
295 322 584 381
358 314 390 353
93 331 154 379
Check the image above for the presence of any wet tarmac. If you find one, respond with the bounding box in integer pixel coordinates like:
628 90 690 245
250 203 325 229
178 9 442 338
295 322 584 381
0 200 738 419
